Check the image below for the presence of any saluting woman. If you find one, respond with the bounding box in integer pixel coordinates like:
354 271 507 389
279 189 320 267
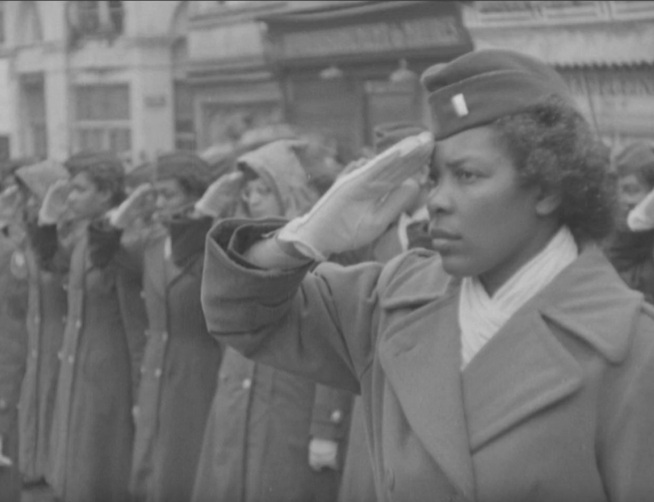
200 50 654 501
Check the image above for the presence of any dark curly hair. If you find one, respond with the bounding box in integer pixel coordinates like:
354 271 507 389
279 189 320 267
491 96 616 243
65 151 126 207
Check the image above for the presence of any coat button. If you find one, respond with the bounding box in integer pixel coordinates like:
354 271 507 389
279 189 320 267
162 332 168 342
34 315 40 324
68 355 74 364
154 369 162 378
139 290 146 299
140 366 146 375
132 405 140 419
32 349 38 359
0 399 7 411
242 378 252 390
75 320 82 329
330 410 343 424
57 351 63 361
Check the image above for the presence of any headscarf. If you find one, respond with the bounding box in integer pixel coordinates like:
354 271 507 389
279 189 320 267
237 140 317 219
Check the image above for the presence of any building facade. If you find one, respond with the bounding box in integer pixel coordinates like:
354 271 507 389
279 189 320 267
463 0 654 150
1 1 653 164
3 0 184 165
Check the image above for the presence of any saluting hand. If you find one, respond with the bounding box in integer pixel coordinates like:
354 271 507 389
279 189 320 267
38 179 70 225
194 171 244 219
109 183 155 229
278 132 434 261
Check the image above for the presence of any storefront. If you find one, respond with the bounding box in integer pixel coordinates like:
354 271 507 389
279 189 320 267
263 0 472 160
186 2 287 151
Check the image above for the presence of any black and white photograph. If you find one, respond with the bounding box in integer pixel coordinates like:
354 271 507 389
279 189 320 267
1 1 654 501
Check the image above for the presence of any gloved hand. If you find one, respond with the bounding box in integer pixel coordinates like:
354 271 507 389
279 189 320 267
38 179 70 225
308 437 339 472
277 132 434 261
194 171 244 219
628 187 654 231
109 184 155 229
0 436 13 468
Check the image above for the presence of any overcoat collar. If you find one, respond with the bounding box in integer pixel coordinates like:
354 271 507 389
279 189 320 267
376 246 642 501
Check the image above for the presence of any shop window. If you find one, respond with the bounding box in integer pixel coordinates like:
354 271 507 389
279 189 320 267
68 0 124 44
16 1 43 45
174 82 196 152
73 84 131 155
22 79 48 159
290 78 359 161
364 79 421 146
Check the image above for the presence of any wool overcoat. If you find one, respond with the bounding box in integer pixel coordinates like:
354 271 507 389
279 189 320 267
0 231 28 502
47 222 148 502
18 241 67 482
193 140 354 502
201 220 654 502
130 217 223 502
192 346 352 502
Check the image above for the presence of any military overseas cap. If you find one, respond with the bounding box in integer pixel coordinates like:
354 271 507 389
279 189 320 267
373 122 426 154
156 151 213 196
421 49 575 140
64 151 125 181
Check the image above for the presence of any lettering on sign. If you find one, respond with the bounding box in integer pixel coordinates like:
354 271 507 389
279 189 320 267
559 68 654 96
278 17 463 59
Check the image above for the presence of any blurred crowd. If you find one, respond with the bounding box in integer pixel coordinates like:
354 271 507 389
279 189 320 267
1 64 654 502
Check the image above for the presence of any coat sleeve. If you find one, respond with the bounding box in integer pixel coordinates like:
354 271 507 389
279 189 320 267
598 308 654 501
201 219 387 395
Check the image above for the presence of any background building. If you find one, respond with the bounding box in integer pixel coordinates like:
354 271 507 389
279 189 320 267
463 0 654 151
0 0 652 165
3 0 184 165
0 1 11 162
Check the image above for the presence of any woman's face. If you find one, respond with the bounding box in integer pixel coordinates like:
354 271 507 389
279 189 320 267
242 177 282 218
154 178 192 221
427 126 559 293
67 172 110 220
617 173 651 223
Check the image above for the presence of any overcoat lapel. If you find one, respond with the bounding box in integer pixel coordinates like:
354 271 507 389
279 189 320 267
462 307 583 452
462 247 640 452
378 294 476 502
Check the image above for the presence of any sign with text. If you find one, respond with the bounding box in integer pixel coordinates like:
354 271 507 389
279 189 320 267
264 1 471 64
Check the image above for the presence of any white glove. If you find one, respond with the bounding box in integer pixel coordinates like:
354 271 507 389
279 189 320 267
38 179 70 225
627 188 654 231
308 438 339 472
194 171 244 219
109 184 155 229
277 132 434 261
0 436 12 468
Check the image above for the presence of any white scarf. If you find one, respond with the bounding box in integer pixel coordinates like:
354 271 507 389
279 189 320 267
459 226 578 369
